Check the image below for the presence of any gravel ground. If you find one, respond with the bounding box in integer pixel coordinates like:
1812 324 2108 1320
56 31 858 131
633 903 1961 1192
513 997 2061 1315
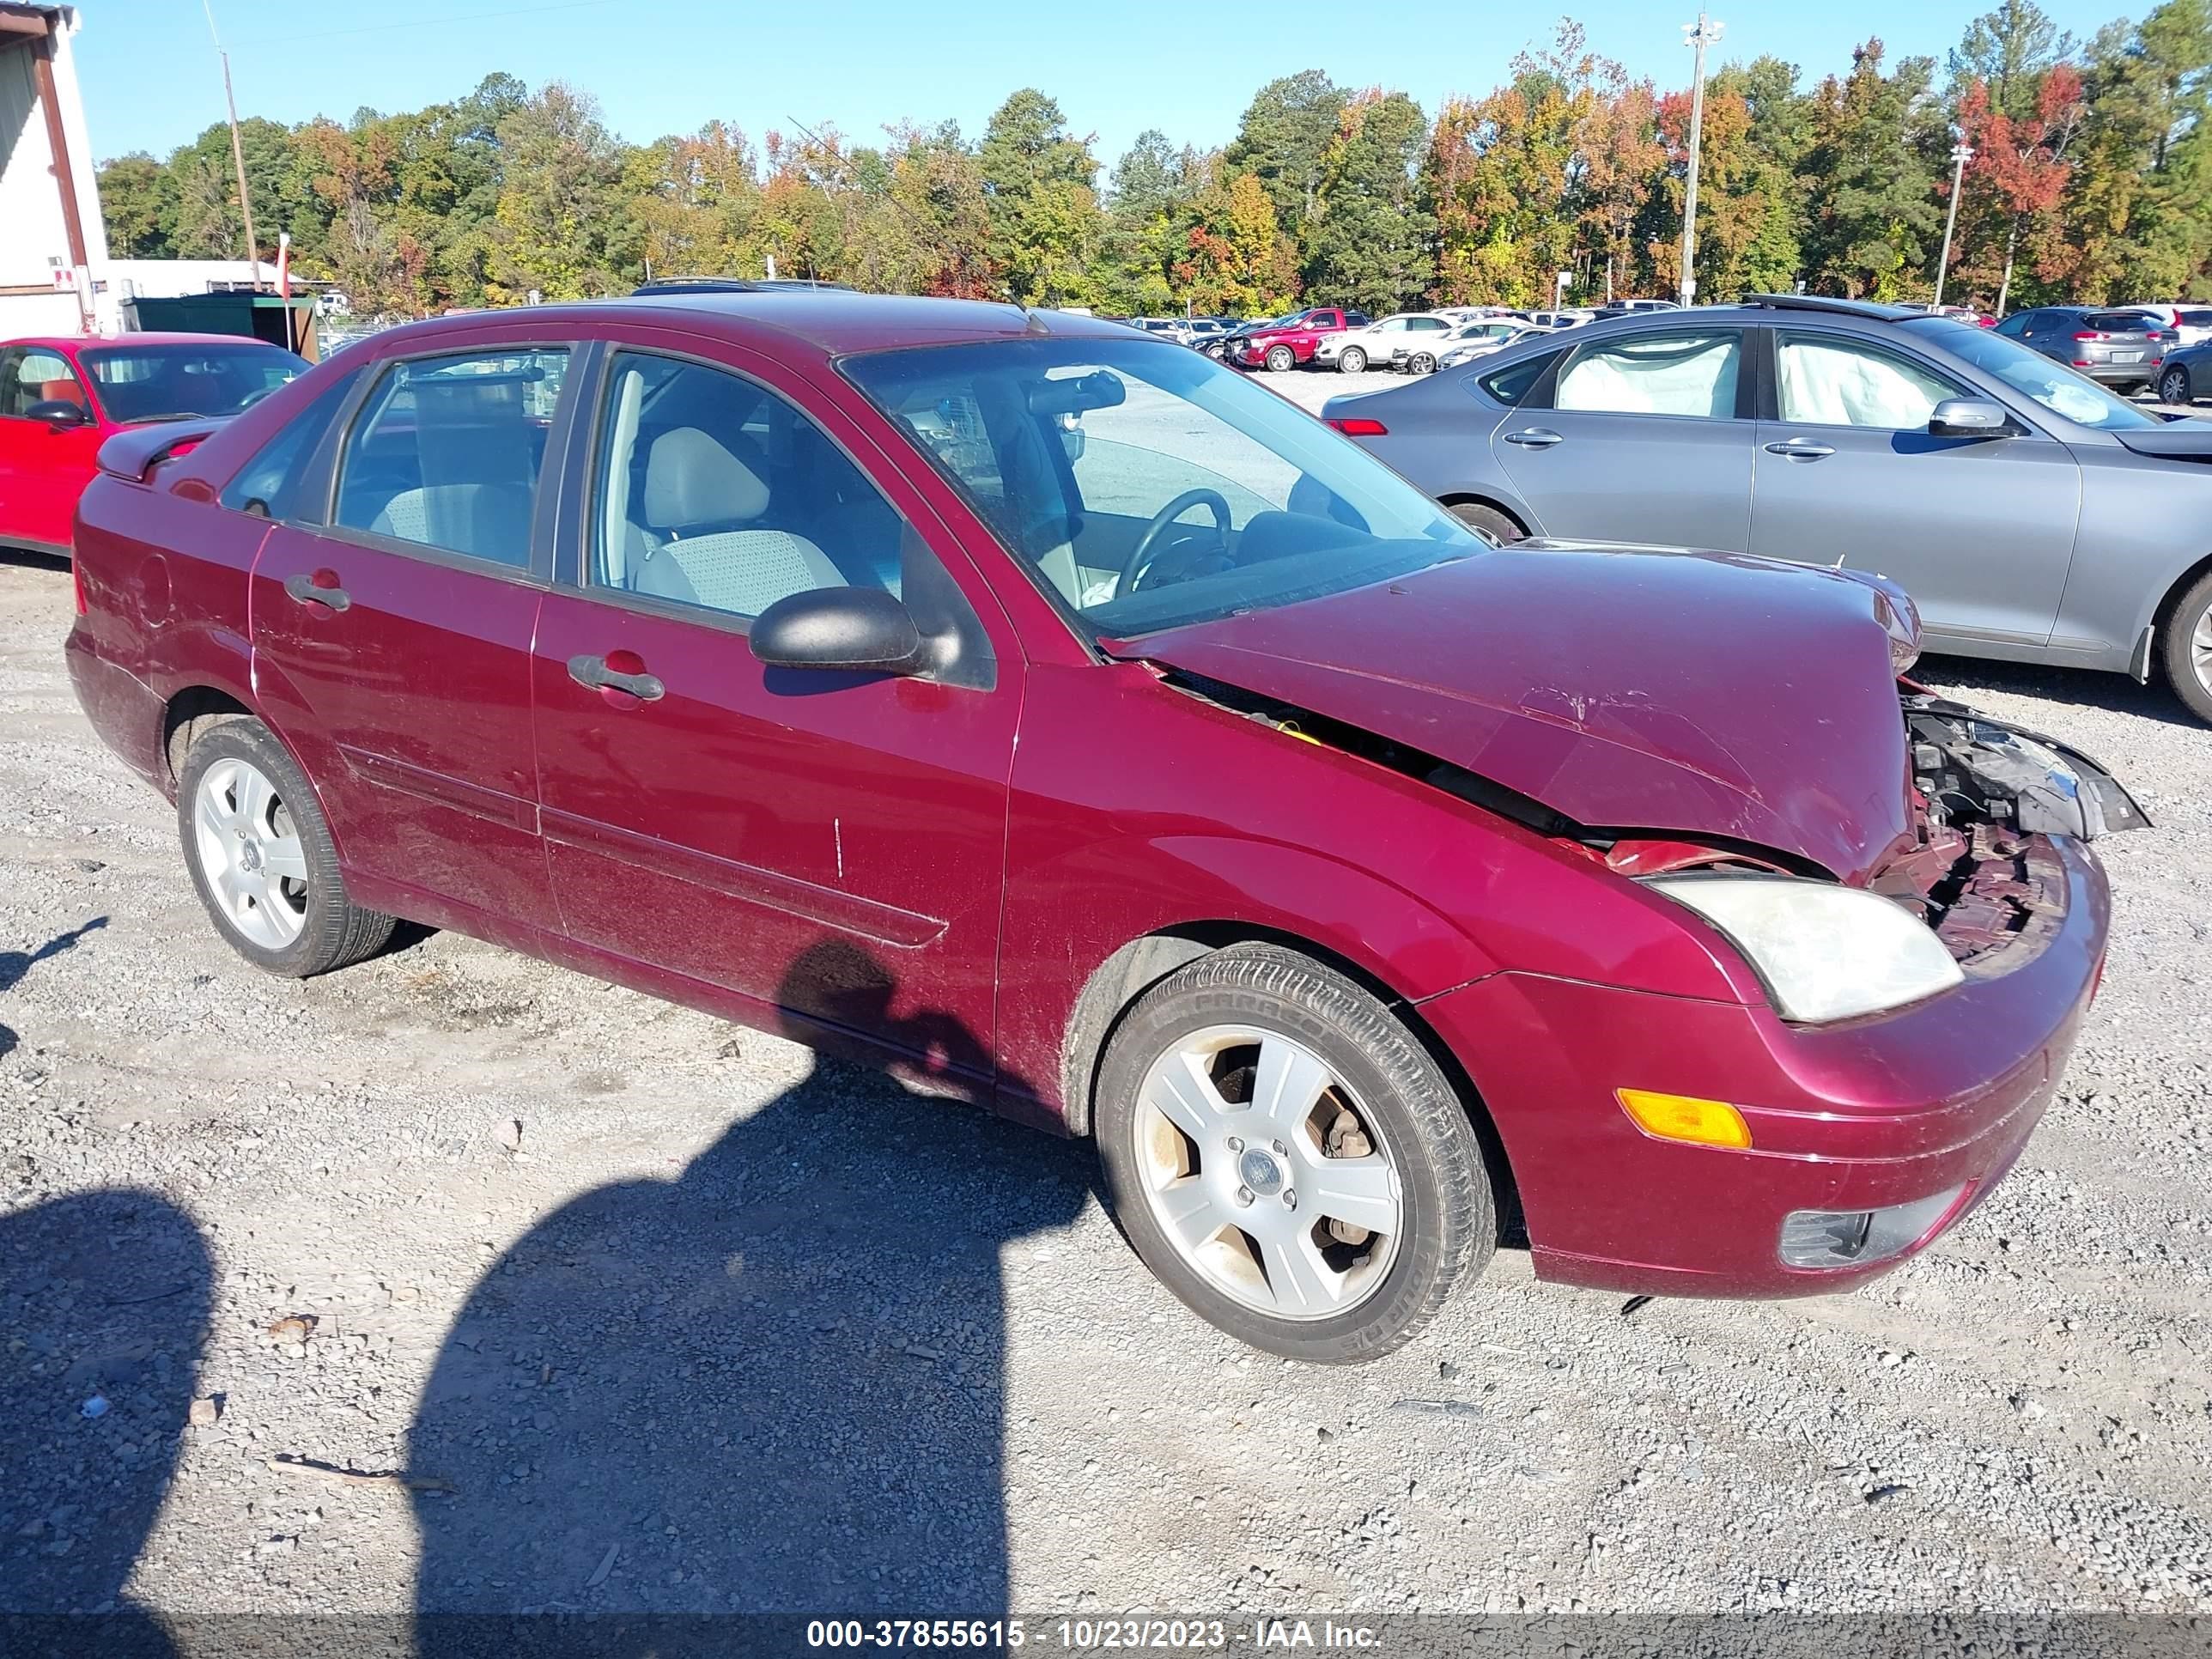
3 461 2211 1631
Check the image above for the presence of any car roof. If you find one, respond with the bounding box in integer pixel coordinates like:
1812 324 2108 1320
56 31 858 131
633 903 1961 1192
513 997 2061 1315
3 331 287 352
344 291 1133 359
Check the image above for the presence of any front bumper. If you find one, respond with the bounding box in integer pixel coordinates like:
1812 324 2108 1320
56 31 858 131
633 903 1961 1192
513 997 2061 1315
1419 833 2110 1298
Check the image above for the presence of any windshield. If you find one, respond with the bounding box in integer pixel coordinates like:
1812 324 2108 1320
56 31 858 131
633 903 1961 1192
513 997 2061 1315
82 343 308 422
842 337 1479 639
1903 319 2162 431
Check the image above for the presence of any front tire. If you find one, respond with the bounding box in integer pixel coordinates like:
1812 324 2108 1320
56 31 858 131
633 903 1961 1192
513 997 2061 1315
177 718 396 977
2161 567 2212 724
1095 945 1494 1363
1339 347 1367 374
1407 350 1438 374
1265 345 1295 374
2161 366 2193 405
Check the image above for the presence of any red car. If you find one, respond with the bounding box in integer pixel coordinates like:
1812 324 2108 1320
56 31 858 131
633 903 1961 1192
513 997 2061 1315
1227 307 1370 372
0 333 307 556
64 294 2142 1362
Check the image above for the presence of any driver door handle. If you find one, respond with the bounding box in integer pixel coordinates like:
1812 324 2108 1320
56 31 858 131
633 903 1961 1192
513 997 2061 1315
1764 438 1836 460
283 571 351 611
1502 427 1563 448
568 653 665 702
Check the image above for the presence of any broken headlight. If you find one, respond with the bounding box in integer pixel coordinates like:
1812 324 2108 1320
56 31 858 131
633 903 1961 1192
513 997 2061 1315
1647 873 1964 1024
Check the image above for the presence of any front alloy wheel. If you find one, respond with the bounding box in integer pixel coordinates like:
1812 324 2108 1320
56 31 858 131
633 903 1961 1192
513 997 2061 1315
2161 366 2193 405
1096 945 1493 1362
1407 350 1438 374
1265 345 1295 373
2163 568 2212 723
1339 346 1367 374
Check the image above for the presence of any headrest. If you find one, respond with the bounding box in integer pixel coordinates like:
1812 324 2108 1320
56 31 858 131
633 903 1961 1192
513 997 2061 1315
38 380 85 408
644 427 769 527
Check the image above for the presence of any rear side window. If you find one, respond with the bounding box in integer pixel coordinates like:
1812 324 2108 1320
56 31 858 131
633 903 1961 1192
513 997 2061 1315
219 367 362 520
1555 331 1742 418
332 346 569 568
2180 309 2212 328
1478 351 1560 406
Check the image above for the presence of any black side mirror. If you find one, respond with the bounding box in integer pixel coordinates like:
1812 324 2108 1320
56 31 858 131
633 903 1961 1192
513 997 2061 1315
1929 398 2014 439
750 586 927 676
26 398 90 429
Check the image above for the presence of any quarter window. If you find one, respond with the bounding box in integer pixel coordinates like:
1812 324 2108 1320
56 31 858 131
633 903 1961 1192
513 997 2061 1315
1555 331 1742 418
333 347 568 569
220 367 362 520
1775 333 1961 429
588 352 909 620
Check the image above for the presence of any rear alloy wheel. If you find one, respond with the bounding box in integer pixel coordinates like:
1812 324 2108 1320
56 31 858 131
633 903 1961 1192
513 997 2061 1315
2161 567 2212 724
1265 345 1296 373
1096 945 1493 1363
2161 366 2193 405
1407 350 1438 374
1448 501 1523 544
178 718 396 977
1339 346 1368 374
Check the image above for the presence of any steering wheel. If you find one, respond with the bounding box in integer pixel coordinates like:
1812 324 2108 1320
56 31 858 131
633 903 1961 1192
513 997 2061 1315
1121 489 1232 594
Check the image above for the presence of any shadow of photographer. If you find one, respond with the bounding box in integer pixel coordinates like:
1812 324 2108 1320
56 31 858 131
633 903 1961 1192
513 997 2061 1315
408 939 1094 1625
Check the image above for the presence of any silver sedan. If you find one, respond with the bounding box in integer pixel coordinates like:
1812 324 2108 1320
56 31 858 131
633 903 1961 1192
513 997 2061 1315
1323 295 2212 723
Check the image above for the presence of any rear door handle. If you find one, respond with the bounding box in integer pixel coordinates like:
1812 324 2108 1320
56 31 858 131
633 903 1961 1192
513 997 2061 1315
1503 427 1564 448
283 571 350 611
1763 439 1836 460
568 653 665 702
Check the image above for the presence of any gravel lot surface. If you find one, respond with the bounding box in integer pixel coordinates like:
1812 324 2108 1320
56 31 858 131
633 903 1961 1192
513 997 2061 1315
3 424 2210 1630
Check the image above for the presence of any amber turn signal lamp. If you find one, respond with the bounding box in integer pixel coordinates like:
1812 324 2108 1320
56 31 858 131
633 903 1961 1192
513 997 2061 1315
1616 1089 1752 1149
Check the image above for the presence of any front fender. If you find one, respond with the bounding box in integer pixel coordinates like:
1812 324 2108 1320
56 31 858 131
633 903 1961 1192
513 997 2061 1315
994 831 1495 1123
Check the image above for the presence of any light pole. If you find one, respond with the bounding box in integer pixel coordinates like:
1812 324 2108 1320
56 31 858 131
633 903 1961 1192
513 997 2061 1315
1935 141 1974 307
1679 12 1723 307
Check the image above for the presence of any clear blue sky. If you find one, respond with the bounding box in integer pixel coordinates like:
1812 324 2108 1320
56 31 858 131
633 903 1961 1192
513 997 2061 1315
76 0 2136 171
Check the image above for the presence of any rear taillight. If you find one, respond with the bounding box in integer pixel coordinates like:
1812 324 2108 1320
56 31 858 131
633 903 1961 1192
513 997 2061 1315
1326 416 1389 436
71 557 86 615
2071 331 2103 341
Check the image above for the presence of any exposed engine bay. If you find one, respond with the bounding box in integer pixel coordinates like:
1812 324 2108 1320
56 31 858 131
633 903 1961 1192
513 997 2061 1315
1901 693 2150 843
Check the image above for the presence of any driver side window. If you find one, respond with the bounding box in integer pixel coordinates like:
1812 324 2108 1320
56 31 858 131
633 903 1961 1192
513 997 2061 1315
589 351 914 621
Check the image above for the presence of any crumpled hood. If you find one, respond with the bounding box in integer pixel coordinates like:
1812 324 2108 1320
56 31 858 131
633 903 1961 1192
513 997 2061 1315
1117 544 1922 884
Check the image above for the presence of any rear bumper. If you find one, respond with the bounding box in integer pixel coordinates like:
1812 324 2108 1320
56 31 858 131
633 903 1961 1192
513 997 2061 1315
65 624 167 793
2078 360 2159 385
1419 834 2110 1298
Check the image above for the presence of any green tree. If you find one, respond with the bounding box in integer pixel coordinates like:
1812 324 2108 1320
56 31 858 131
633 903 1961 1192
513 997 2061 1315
976 89 1104 305
1301 91 1435 312
1223 70 1346 234
1801 41 1948 297
95 154 176 258
1948 0 2076 118
487 82 626 301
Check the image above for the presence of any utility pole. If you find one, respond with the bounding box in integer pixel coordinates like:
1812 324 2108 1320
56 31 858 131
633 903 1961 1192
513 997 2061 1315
1678 12 1723 307
203 0 260 279
1935 141 1974 307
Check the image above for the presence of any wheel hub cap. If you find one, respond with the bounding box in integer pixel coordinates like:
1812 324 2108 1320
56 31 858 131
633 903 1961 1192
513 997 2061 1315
1237 1148 1284 1194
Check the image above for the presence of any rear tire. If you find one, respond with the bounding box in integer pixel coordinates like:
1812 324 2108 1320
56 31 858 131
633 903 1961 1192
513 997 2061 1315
2160 366 2193 405
1447 501 1523 544
1265 345 1295 374
2160 567 2212 724
177 718 396 977
1339 347 1367 374
1095 945 1494 1364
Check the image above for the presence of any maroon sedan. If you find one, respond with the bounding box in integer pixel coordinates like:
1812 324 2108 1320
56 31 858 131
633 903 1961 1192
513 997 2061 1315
64 293 2143 1362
